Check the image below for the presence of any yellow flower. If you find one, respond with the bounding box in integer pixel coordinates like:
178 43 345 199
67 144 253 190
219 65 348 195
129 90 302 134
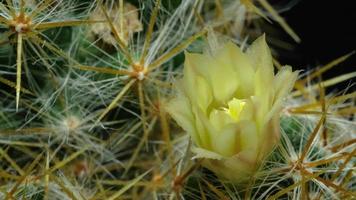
166 35 298 182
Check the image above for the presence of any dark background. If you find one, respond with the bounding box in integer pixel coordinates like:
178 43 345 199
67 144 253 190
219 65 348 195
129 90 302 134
276 0 355 91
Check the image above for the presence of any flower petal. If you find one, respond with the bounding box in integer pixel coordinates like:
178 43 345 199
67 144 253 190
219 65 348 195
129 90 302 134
194 107 216 150
212 124 240 157
250 35 274 102
265 66 299 122
209 109 234 130
273 66 299 104
166 96 202 145
192 147 224 160
223 42 255 98
238 121 258 153
183 55 213 112
247 36 276 126
185 50 238 104
246 34 273 73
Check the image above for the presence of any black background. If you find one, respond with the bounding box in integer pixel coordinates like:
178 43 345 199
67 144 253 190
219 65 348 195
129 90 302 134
277 0 355 91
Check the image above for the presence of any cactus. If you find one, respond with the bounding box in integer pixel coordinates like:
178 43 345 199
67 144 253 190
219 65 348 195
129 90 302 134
0 0 354 199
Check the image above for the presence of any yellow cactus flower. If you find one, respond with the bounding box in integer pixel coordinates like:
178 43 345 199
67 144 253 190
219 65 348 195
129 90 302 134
166 35 298 182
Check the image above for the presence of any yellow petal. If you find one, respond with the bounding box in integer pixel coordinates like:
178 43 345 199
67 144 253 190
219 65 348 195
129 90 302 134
251 35 274 110
166 96 203 146
209 109 234 130
239 98 254 121
273 66 299 103
246 34 274 73
185 50 239 103
183 63 213 112
203 151 256 183
238 121 258 153
211 124 239 157
191 147 224 160
223 42 255 98
265 66 299 121
242 36 275 127
194 107 216 150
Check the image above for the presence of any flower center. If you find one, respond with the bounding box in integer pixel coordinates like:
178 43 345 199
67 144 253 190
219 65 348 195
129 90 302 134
224 98 246 121
209 99 247 131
